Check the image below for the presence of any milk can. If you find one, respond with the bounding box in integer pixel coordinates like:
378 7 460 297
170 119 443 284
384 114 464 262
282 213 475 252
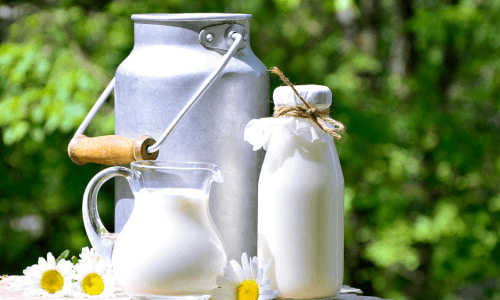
69 13 269 260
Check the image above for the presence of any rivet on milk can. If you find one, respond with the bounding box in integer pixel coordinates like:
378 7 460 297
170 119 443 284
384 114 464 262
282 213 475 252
68 13 269 261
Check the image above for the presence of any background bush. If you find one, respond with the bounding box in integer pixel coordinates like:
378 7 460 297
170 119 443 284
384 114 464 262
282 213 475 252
1 0 499 299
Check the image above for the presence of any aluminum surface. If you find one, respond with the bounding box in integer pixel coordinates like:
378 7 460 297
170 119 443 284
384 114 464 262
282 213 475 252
146 30 243 154
113 13 269 260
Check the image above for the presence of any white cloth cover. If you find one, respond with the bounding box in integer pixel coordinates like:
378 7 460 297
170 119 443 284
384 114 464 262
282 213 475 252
273 84 332 108
244 85 334 151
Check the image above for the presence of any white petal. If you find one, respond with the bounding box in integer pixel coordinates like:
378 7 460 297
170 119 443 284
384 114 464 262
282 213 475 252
250 256 259 280
241 252 249 264
37 256 47 267
261 278 270 288
46 252 56 265
54 287 72 298
99 276 117 297
22 281 40 291
80 247 90 258
229 259 244 282
23 287 45 297
241 253 252 280
24 265 42 280
263 259 272 275
22 266 32 275
251 255 259 266
259 288 280 300
257 266 265 285
57 260 73 275
258 260 272 285
224 264 242 283
80 247 93 260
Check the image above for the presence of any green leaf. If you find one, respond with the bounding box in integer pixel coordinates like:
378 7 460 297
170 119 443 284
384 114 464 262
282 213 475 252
56 250 70 264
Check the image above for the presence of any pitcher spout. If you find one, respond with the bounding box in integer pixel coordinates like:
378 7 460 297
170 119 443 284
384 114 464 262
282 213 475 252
187 162 224 192
206 163 224 184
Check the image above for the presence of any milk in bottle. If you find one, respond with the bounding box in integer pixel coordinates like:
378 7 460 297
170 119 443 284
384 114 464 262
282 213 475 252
245 84 344 299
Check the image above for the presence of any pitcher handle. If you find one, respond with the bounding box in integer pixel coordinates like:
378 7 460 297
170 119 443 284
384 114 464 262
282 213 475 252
83 166 134 261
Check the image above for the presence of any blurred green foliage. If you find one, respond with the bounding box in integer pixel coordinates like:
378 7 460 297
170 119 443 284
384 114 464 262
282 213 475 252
0 0 499 299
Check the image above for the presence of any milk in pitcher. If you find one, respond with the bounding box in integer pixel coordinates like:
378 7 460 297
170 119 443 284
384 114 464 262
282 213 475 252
112 188 226 296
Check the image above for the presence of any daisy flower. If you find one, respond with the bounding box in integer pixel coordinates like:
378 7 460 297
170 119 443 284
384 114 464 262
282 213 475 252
211 253 279 300
72 247 115 297
78 247 101 263
23 252 74 296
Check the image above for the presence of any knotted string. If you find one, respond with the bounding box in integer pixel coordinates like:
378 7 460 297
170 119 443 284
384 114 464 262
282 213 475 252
270 67 345 140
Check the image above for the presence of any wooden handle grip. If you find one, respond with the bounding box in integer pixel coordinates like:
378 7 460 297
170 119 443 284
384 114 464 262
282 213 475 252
68 135 159 165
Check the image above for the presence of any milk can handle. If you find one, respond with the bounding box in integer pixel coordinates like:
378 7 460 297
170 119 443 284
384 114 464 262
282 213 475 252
83 166 134 261
68 135 158 165
69 31 244 165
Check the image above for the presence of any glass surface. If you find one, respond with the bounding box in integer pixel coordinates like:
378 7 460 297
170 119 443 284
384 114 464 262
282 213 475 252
83 161 226 298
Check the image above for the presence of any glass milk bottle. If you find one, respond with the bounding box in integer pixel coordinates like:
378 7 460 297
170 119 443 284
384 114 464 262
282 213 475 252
245 85 344 299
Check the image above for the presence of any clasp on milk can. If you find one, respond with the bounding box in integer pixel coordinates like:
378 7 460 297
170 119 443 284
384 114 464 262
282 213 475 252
68 25 246 165
200 23 248 52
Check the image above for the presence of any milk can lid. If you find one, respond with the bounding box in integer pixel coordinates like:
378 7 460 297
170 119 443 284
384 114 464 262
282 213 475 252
273 85 332 109
132 13 252 23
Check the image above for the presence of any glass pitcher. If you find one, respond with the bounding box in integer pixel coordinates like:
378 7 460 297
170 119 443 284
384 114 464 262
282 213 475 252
82 161 227 299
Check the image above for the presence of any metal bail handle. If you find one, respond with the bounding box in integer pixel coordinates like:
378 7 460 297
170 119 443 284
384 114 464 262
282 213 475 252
68 27 245 165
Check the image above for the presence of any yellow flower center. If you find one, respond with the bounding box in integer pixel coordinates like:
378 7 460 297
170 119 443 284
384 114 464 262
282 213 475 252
81 273 105 296
40 269 64 294
236 279 259 300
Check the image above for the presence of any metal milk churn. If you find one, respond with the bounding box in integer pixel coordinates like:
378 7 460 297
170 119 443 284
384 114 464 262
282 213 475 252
70 13 269 260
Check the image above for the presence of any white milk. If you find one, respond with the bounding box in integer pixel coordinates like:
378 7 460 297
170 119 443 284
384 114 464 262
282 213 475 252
111 188 226 297
258 131 344 299
245 85 344 299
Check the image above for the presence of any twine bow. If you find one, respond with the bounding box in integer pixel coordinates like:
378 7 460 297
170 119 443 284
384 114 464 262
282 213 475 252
271 67 345 140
